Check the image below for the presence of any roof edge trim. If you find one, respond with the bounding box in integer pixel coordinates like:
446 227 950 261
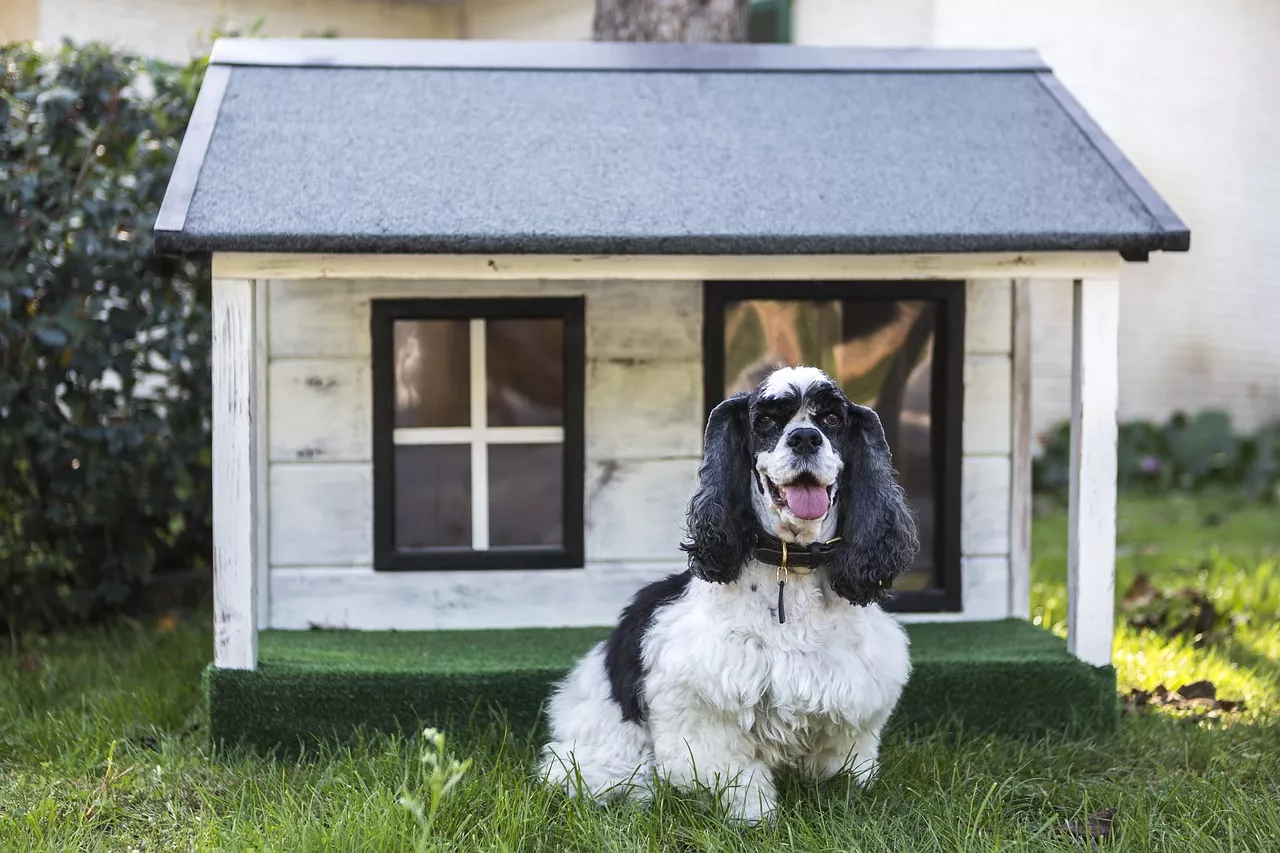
155 64 231 237
1034 72 1190 251
208 38 1051 73
154 230 1183 257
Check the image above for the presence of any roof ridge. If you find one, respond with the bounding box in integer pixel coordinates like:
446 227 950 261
209 37 1050 74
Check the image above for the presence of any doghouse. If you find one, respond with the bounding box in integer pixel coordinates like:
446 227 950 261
155 38 1189 747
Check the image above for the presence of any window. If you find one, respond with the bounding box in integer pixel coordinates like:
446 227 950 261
704 282 963 612
372 298 585 571
748 0 792 43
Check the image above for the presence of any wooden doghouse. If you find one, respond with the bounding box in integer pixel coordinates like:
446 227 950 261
155 38 1189 746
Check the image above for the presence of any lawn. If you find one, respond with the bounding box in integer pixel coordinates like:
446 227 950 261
2 494 1278 851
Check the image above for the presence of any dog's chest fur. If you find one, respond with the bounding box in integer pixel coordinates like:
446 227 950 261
643 562 909 764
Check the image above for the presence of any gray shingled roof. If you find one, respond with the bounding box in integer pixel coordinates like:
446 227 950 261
154 39 1189 257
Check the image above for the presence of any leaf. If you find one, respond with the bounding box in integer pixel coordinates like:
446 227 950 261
1122 682 1245 719
1176 680 1216 701
33 324 68 347
0 42 212 632
1119 573 1157 611
1056 807 1116 844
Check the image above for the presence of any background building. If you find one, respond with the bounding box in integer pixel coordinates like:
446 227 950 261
6 0 1276 442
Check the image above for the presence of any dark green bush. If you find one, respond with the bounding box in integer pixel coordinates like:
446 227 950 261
1 41 210 632
1034 411 1280 500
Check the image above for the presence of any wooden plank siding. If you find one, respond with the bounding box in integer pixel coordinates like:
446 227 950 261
261 276 1018 629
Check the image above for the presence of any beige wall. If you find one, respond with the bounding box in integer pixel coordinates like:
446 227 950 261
39 0 460 60
462 0 592 40
793 0 930 46
29 0 597 57
929 0 1280 434
1 0 39 42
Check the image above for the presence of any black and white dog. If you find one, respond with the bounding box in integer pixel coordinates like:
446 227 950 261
538 366 919 823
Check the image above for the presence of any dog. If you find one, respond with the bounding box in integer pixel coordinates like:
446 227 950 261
538 365 919 823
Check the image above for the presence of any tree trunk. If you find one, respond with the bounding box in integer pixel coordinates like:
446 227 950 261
593 0 749 42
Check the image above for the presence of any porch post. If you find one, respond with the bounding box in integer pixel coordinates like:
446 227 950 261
1067 277 1119 667
1009 278 1033 619
212 277 259 670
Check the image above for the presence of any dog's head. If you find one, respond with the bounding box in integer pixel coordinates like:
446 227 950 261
681 366 919 606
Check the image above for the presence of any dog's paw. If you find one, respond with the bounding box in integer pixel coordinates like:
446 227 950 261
848 757 879 790
724 786 778 825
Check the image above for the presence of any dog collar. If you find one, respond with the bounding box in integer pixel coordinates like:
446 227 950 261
752 534 840 572
752 534 841 624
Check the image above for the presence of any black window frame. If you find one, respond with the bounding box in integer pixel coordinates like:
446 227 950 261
703 281 964 612
371 297 586 572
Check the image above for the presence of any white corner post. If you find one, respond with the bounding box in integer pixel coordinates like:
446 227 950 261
212 277 259 670
1067 277 1119 667
1008 278 1033 620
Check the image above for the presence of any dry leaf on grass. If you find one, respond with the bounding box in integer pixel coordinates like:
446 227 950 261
1056 807 1116 845
1176 679 1217 700
1122 679 1245 721
1118 574 1240 648
1120 574 1158 610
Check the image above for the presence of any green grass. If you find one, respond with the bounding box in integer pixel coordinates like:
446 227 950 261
3 493 1279 851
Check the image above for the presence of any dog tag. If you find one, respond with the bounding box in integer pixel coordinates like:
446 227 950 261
777 578 786 624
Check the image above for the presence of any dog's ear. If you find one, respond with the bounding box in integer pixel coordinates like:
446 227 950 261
828 403 920 606
680 392 754 584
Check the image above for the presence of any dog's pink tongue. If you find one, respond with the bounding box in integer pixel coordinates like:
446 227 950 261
781 483 829 520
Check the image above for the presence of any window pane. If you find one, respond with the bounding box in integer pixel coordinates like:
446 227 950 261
394 320 470 428
722 298 938 588
395 444 471 549
488 444 563 547
486 318 564 427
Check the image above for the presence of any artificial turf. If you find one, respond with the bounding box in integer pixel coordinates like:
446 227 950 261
206 619 1116 751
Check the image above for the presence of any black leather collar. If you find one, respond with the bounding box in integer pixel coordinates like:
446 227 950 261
752 532 840 571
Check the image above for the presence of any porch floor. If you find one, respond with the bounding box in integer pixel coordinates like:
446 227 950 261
205 620 1116 750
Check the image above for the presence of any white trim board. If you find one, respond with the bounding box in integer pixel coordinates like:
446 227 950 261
1009 279 1034 620
254 279 271 626
269 560 1024 631
270 562 685 630
214 252 1122 281
212 277 259 668
1067 277 1120 667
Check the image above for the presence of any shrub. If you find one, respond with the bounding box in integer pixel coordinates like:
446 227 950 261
1 41 210 632
1034 411 1280 500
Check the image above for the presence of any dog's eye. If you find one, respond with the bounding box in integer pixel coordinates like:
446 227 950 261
755 416 775 431
823 412 842 427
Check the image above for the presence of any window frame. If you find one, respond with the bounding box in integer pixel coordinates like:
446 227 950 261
703 281 964 613
371 297 586 572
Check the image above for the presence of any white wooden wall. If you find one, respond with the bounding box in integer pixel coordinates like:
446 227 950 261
939 278 1026 623
259 276 1024 630
264 278 703 630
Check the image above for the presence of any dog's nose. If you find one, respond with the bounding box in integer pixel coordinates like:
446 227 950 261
786 427 823 456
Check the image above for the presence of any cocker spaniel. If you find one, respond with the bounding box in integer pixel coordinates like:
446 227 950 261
539 366 919 823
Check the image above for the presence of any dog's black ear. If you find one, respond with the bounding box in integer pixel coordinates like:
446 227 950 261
828 403 920 606
680 392 754 584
